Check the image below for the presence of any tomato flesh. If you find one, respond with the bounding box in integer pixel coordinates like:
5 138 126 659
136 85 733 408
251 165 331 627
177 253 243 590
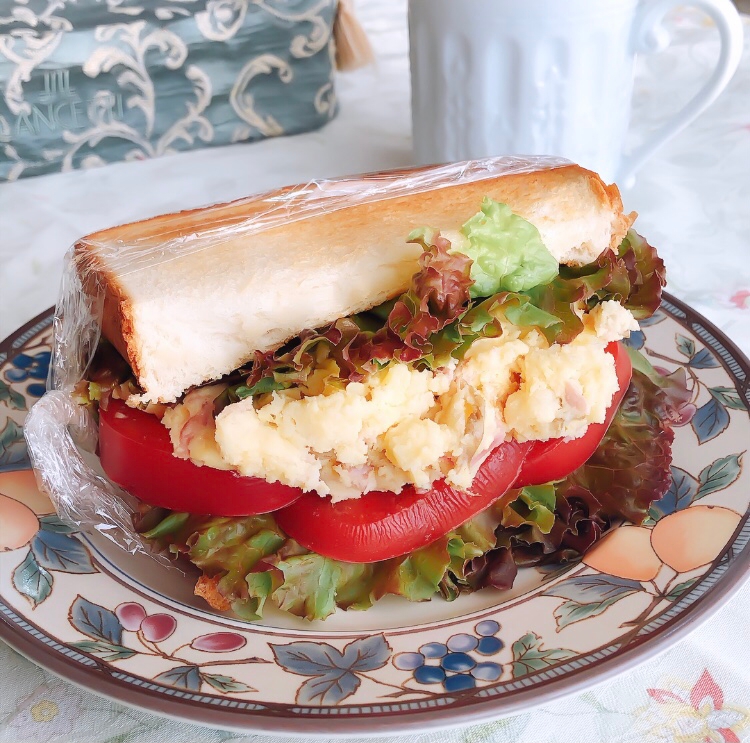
98 398 303 516
514 341 633 487
275 440 533 563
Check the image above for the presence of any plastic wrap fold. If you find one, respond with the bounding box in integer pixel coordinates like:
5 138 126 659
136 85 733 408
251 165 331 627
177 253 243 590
23 155 572 556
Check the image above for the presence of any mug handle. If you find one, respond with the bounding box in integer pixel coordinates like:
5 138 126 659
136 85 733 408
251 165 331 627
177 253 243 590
618 0 744 185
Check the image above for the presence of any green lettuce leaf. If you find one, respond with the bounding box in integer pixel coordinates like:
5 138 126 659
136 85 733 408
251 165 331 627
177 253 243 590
141 511 459 621
458 198 559 297
501 484 557 533
272 555 369 620
426 292 561 368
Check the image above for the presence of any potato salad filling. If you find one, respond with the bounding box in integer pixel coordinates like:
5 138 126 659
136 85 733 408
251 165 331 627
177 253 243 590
162 301 637 501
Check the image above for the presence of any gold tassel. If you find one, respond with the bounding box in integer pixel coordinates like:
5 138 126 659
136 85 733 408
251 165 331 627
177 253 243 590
333 0 375 71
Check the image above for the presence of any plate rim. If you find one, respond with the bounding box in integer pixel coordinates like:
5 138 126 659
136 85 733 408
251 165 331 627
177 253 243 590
1 294 750 737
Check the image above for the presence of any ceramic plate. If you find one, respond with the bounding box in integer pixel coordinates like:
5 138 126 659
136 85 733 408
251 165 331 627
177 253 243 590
1 296 749 737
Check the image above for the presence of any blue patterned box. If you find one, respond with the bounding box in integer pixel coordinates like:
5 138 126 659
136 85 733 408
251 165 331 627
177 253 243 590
0 0 338 180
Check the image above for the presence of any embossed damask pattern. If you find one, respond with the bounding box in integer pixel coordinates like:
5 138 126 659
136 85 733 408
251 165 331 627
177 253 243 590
0 0 338 180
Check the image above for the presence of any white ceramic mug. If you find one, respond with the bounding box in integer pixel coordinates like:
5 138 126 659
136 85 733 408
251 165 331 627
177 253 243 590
409 0 744 183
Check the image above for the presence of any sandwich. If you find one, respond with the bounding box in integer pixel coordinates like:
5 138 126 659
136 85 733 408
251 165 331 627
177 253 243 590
69 160 685 621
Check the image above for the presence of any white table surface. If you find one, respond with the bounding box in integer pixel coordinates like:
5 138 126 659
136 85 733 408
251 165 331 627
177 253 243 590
2 2 750 742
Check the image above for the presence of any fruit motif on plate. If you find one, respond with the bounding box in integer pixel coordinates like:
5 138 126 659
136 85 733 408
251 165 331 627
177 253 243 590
63 597 260 694
0 469 55 516
0 464 97 608
0 491 39 552
650 506 742 572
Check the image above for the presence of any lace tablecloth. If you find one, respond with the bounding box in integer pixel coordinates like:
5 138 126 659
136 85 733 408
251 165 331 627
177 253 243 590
1 3 750 742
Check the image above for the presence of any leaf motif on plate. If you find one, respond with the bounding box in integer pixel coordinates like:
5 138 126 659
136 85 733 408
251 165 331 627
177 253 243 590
271 641 347 676
511 632 575 677
665 577 699 602
696 454 743 499
201 673 253 694
623 330 645 350
542 574 644 631
0 417 27 468
691 397 730 445
70 639 136 661
650 454 743 521
340 634 393 671
31 529 97 574
271 634 391 705
687 347 720 369
650 465 699 521
0 379 26 410
297 669 362 705
69 595 123 644
153 665 203 692
675 334 696 359
709 386 747 411
38 514 78 534
12 549 52 607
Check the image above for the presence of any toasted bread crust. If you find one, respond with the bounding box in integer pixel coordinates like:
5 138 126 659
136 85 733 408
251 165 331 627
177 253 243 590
73 242 143 383
601 180 637 249
74 160 632 402
194 574 231 611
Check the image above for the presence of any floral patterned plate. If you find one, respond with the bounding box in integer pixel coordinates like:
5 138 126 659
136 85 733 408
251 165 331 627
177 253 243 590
1 296 749 737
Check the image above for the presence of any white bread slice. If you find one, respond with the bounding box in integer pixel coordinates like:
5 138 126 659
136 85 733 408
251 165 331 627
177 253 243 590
74 159 634 403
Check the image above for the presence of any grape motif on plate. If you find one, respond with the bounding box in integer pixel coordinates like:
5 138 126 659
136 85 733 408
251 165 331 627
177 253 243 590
393 620 504 691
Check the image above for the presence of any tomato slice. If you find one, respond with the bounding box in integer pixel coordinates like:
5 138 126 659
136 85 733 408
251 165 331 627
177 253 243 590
514 341 633 488
274 440 533 563
98 399 303 516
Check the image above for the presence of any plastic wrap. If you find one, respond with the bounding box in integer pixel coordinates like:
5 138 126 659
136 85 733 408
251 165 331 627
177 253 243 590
23 155 572 556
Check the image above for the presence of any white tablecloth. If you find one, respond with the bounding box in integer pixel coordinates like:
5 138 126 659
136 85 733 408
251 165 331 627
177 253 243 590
2 3 750 742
